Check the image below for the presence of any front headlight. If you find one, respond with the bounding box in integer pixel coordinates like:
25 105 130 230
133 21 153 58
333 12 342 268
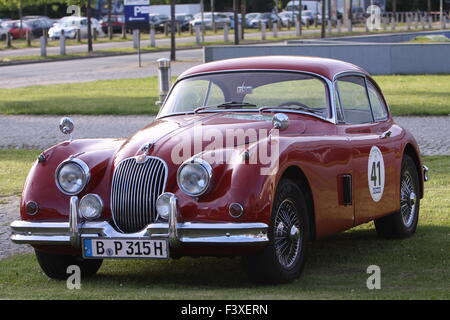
177 158 212 197
55 159 90 195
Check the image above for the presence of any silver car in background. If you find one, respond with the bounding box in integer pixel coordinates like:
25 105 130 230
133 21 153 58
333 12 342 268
48 16 105 39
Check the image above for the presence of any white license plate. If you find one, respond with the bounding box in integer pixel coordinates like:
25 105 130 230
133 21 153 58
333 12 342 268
83 238 169 259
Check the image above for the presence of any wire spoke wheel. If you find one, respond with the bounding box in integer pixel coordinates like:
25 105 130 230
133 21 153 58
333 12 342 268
400 171 417 227
274 199 302 269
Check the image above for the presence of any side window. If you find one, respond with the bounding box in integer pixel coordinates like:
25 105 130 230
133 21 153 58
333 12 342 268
336 76 373 124
367 80 388 121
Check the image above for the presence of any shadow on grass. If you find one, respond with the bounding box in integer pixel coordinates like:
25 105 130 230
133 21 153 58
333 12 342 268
79 224 448 289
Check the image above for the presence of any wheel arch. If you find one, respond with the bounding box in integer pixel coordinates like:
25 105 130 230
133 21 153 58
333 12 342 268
279 165 316 240
403 143 424 198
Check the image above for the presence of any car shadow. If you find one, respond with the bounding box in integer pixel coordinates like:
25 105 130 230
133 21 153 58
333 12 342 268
86 224 447 288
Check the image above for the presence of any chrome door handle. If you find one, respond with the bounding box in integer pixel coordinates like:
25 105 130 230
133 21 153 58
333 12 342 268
379 130 392 139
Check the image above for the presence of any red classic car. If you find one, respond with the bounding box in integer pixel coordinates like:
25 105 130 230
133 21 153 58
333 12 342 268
11 56 428 284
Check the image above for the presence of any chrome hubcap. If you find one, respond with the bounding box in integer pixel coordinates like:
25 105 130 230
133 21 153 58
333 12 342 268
400 171 417 227
274 199 301 269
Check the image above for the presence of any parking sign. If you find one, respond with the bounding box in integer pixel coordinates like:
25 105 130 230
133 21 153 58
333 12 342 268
124 0 150 31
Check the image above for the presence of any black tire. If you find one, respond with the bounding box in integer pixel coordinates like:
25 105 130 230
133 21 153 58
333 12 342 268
375 155 420 238
35 249 103 280
243 179 311 284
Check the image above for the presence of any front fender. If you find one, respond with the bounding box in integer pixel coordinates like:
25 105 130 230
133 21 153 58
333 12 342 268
20 139 123 221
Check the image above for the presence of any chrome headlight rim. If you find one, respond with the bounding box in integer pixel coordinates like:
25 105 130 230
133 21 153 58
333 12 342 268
55 158 90 196
79 193 103 220
176 157 212 197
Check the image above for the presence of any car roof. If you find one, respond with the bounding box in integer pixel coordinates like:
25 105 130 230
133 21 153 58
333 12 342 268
179 55 369 81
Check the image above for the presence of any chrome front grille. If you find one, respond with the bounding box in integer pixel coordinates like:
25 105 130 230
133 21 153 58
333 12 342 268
111 156 167 233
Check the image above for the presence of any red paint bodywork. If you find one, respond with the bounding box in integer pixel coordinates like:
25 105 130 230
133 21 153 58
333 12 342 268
21 56 424 256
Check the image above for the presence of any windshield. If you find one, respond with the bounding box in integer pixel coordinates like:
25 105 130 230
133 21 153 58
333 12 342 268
159 71 329 118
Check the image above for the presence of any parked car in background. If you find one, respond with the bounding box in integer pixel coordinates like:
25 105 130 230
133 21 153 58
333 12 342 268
149 13 170 32
2 20 32 39
23 15 55 28
223 12 243 29
48 16 104 39
0 23 8 40
175 13 194 31
301 10 315 26
10 56 427 284
25 18 56 38
279 11 295 26
245 12 259 27
248 12 281 28
351 7 367 24
190 12 230 29
100 14 124 34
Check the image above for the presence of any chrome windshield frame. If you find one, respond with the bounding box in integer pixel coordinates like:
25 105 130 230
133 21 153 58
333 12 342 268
156 69 337 124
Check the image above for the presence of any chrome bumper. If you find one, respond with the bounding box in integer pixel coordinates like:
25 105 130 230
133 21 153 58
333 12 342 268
422 165 429 182
10 195 269 248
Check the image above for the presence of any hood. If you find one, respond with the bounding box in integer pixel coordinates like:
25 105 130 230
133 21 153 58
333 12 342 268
114 112 275 166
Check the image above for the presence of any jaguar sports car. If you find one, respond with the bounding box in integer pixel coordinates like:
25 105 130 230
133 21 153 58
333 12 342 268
10 56 428 284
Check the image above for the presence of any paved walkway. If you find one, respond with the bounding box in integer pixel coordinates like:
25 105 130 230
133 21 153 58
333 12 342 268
0 115 448 155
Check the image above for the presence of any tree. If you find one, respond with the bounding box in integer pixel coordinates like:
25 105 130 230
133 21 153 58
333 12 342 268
170 0 175 61
86 0 93 52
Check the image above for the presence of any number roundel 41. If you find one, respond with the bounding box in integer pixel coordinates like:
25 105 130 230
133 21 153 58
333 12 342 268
368 146 385 202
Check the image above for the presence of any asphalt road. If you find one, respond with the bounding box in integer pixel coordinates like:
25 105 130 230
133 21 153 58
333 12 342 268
0 48 203 88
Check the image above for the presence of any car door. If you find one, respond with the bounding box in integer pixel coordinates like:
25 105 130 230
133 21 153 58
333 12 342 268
335 74 398 225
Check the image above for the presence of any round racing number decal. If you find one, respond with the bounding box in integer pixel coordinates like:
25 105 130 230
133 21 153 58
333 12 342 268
368 146 385 202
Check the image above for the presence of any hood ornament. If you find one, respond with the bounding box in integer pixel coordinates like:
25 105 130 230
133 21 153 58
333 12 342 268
140 142 155 154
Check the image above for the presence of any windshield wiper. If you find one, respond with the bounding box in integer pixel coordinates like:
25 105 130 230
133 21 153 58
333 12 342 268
194 101 257 113
259 106 324 115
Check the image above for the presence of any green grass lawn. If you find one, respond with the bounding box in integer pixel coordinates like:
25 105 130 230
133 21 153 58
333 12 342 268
0 151 448 299
0 78 161 115
0 75 449 116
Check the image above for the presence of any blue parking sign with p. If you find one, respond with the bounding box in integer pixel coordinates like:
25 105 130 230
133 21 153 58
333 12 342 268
124 0 150 30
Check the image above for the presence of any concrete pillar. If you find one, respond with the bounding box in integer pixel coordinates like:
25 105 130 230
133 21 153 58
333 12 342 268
261 22 266 40
40 36 46 57
132 29 139 49
60 30 66 55
6 32 11 48
26 30 31 47
195 25 201 44
223 23 229 42
273 22 278 38
295 19 300 36
150 25 156 47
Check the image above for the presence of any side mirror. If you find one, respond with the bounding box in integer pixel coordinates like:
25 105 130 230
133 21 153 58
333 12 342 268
59 117 74 140
272 113 289 131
